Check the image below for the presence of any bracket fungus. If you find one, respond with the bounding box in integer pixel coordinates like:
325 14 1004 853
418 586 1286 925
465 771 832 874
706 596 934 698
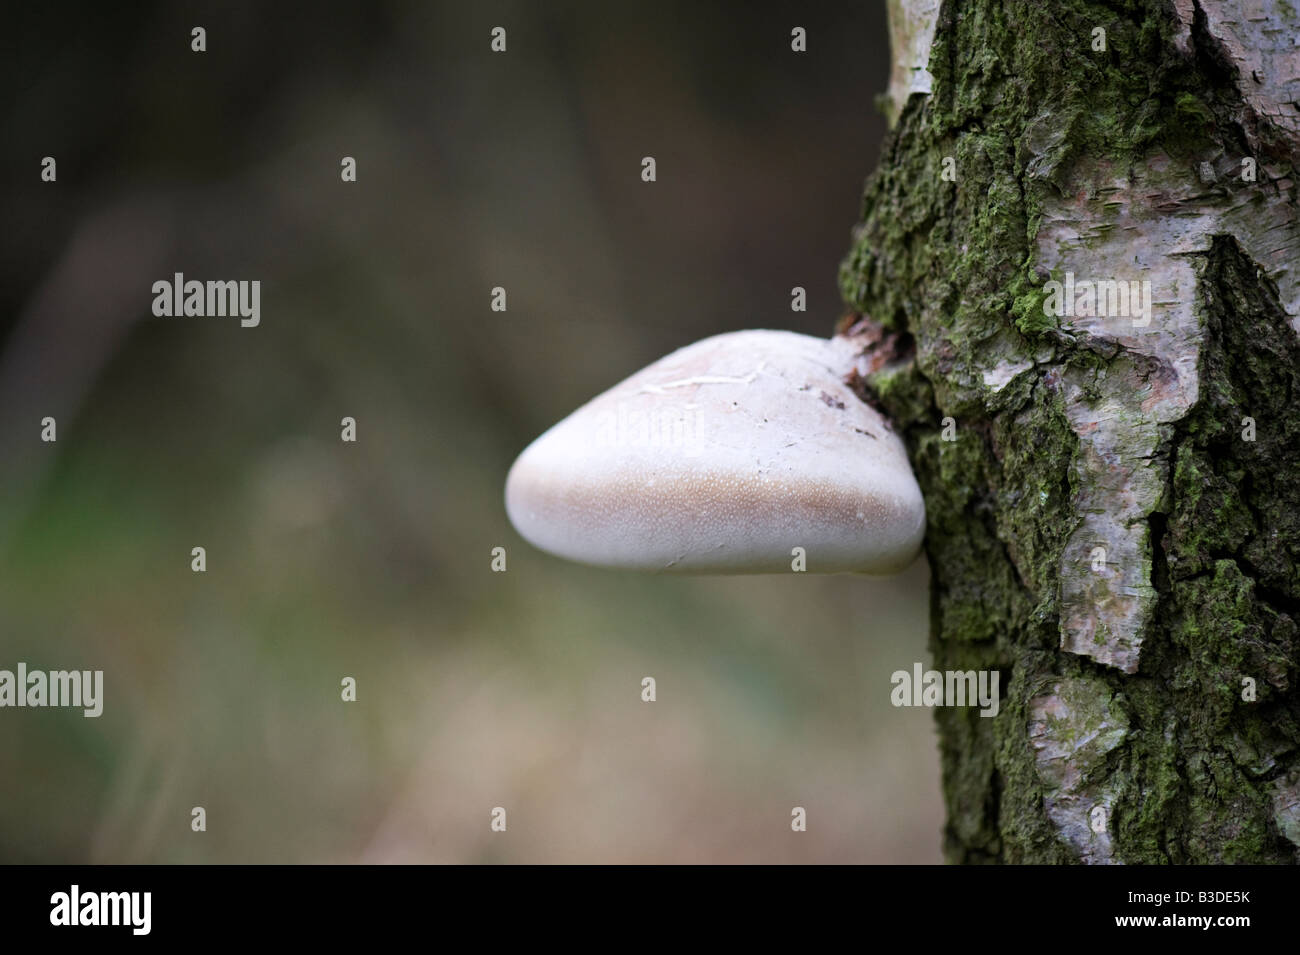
505 328 925 574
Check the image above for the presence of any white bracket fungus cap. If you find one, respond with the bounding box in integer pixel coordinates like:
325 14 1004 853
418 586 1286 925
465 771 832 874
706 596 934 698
505 329 925 574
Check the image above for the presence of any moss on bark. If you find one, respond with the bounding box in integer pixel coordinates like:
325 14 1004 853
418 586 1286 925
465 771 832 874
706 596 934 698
840 0 1300 862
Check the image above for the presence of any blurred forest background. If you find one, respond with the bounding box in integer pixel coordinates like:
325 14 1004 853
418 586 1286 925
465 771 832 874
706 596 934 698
0 0 938 862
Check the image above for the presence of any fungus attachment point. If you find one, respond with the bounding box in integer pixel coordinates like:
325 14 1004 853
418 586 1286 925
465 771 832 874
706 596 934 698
505 329 925 574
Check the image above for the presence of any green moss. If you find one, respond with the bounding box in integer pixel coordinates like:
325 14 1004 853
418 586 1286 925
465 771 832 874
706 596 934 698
1101 237 1300 863
841 0 1300 862
868 363 935 430
1008 269 1056 336
1118 236 1300 863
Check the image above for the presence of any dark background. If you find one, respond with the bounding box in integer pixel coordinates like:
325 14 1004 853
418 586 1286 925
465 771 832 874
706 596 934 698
0 1 937 863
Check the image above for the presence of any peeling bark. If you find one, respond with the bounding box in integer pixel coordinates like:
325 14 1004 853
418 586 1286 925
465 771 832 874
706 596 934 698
885 0 941 125
841 0 1300 862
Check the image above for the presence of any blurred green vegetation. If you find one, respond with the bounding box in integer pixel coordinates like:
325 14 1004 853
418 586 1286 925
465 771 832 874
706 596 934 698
0 0 939 862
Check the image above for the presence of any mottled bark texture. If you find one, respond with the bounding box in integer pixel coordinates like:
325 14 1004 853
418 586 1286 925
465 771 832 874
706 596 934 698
841 0 1300 862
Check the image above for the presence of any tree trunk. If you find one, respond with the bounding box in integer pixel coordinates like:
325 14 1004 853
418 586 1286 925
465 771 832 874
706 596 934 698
841 0 1300 863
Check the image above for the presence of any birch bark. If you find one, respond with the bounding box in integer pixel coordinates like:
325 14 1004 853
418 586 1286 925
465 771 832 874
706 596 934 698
844 0 1300 862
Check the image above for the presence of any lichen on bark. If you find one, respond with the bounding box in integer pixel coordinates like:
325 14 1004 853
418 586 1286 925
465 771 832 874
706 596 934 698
840 0 1300 862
